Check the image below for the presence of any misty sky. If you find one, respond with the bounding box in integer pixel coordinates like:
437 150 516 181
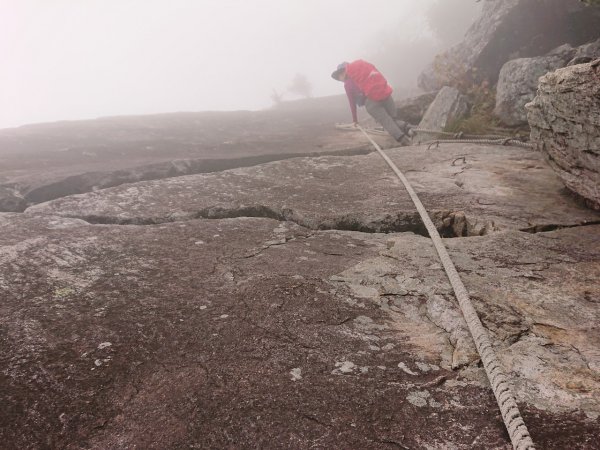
1 0 480 129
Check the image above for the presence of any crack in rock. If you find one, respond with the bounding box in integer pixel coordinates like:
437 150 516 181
27 203 518 240
1 148 373 213
519 219 600 234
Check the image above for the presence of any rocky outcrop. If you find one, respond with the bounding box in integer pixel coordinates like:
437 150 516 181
527 59 600 209
495 40 600 126
494 45 576 126
395 91 438 125
417 87 468 132
418 0 600 91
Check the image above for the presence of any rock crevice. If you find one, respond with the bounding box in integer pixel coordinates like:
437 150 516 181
64 203 478 238
0 147 373 213
25 146 599 238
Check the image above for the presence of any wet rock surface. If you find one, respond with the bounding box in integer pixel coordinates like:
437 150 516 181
527 59 600 209
2 110 600 448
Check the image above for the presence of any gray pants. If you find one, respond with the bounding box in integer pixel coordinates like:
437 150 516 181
365 96 407 141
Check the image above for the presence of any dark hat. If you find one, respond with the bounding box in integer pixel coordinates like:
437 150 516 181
331 62 348 80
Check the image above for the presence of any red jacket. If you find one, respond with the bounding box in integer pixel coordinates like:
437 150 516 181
345 60 393 102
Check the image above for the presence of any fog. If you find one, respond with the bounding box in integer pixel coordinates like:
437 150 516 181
1 0 481 129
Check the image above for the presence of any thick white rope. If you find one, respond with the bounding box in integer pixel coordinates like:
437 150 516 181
335 123 536 149
357 125 536 450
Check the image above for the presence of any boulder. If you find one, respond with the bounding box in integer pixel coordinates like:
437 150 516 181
417 87 468 132
495 40 600 126
527 59 600 209
494 45 576 126
418 0 600 91
394 91 438 125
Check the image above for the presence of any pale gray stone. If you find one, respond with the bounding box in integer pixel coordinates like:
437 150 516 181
494 46 575 126
527 59 600 209
418 87 469 132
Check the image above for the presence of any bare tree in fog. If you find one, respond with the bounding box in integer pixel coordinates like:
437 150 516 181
271 89 284 106
287 74 312 99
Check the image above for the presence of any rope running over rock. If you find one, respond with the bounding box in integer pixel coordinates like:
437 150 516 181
356 125 536 450
336 123 536 149
412 128 511 140
424 138 536 150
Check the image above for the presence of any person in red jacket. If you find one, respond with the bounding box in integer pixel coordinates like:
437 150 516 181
332 60 410 144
